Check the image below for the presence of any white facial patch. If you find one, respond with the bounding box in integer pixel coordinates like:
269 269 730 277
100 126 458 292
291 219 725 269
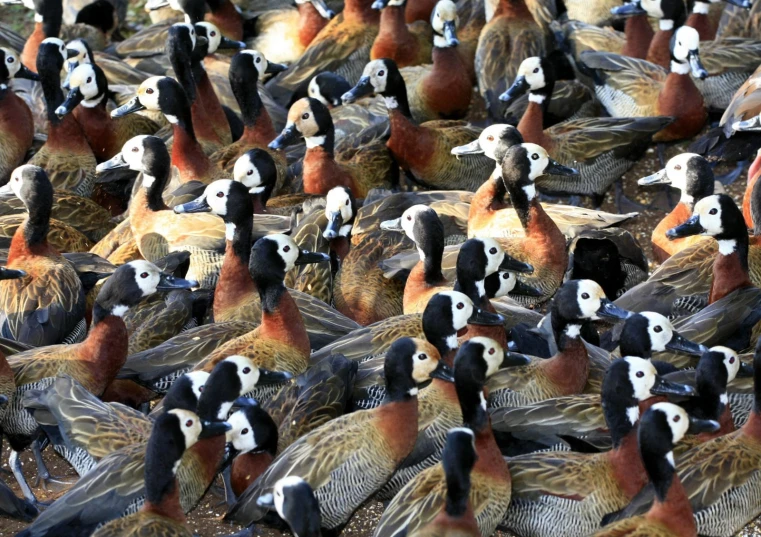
185 371 209 400
694 195 723 236
517 57 546 90
662 153 697 200
233 153 263 191
400 205 430 246
480 237 506 276
42 38 67 63
168 408 203 451
308 76 328 106
672 26 700 63
226 409 257 453
273 476 306 519
624 356 658 401
495 272 515 298
119 135 149 171
640 311 674 353
522 143 551 181
651 402 690 444
129 259 162 295
137 77 165 111
197 22 222 54
224 355 260 395
174 23 197 50
431 0 459 35
477 124 511 160
8 166 32 199
325 187 353 224
70 64 101 104
712 346 740 383
267 234 300 271
2 48 21 78
363 60 389 93
240 49 269 76
441 290 474 331
203 179 232 216
575 279 605 320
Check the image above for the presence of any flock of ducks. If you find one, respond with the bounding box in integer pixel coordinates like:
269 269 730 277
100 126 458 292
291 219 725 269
0 0 761 535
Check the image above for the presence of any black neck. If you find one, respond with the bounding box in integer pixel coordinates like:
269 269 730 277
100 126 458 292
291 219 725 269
643 449 676 502
230 63 264 128
38 55 65 124
230 218 253 262
145 167 171 212
444 467 471 518
24 196 52 248
254 275 287 314
505 182 531 229
41 0 63 37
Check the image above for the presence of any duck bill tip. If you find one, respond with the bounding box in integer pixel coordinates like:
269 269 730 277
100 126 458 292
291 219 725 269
200 420 233 438
379 217 403 231
468 308 505 326
665 334 706 356
256 493 275 509
174 196 211 214
451 139 483 156
502 351 531 367
688 417 720 434
638 169 668 185
596 300 631 322
666 217 703 240
430 362 455 382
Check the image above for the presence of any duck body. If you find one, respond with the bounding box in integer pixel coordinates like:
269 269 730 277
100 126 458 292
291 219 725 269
0 49 36 185
370 1 432 68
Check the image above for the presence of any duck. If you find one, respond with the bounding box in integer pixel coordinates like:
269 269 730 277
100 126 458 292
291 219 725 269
686 0 752 40
62 37 155 89
231 149 296 215
318 186 409 325
486 279 631 408
500 355 695 537
0 48 37 185
590 403 719 537
265 0 380 107
2 260 195 504
96 135 226 288
490 312 705 453
54 61 160 162
269 96 397 198
475 0 550 119
342 58 493 191
16 354 261 537
30 37 97 196
373 338 512 537
499 56 672 208
224 401 280 499
606 338 761 536
0 165 86 346
173 178 359 348
88 409 229 537
208 50 288 182
370 0 432 68
224 337 454 532
111 76 228 185
254 476 322 537
396 0 473 124
407 428 480 537
457 142 576 305
247 0 336 66
581 25 708 143
191 233 329 382
637 153 715 263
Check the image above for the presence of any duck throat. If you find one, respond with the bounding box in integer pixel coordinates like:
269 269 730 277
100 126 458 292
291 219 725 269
708 237 751 304
622 14 654 59
607 429 648 499
493 0 532 19
256 279 310 357
298 2 328 47
142 478 186 524
517 101 551 149
215 225 255 318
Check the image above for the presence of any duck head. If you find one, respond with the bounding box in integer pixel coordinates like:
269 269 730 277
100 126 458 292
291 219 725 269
296 0 335 18
455 238 533 305
230 148 279 211
430 0 459 48
308 72 351 108
55 62 108 117
112 76 192 129
231 50 287 89
5 0 64 40
667 194 746 244
97 135 171 195
384 337 455 400
610 0 647 17
485 271 542 299
61 38 93 88
638 153 714 209
195 22 245 53
270 97 334 151
451 124 523 163
381 204 444 270
670 26 707 79
0 48 38 88
323 186 357 240
342 59 410 114
198 355 293 422
256 477 322 537
694 347 752 418
93 259 197 322
499 56 555 108
552 279 630 335
1 165 53 245
162 371 209 412
454 337 508 432
224 401 278 464
145 0 205 22
619 311 707 358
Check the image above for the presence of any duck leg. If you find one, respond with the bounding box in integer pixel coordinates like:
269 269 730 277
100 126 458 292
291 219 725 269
31 437 75 491
713 160 746 186
8 449 49 507
222 466 237 507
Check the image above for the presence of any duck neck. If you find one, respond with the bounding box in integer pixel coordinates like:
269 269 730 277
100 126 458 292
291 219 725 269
746 157 761 232
343 0 380 24
232 69 275 143
470 176 510 222
517 100 551 148
644 452 696 537
493 0 532 18
741 357 761 439
77 311 129 393
444 462 471 518
254 276 310 357
142 477 185 524
607 426 649 499
21 197 52 250
39 61 66 126
622 14 655 58
306 124 336 155
384 81 414 119
708 235 751 304
419 235 444 285
645 24 674 68
142 163 172 212
171 116 213 183
506 181 535 230
378 5 412 43
215 218 255 318
686 3 716 40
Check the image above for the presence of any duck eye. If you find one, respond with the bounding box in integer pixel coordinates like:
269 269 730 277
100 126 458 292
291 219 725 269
502 273 509 279
709 208 718 215
140 272 149 278
241 428 249 434
531 153 539 160
487 135 494 141
673 415 681 423
730 357 736 364
417 353 427 361
7 57 14 63
488 347 495 355
345 199 349 206
255 57 261 63
216 191 224 198
283 245 291 252
674 164 681 170
86 77 92 83
533 68 539 73
242 367 251 374
211 31 216 36
146 88 154 94
489 247 497 255
456 302 464 310
581 292 590 299
247 169 253 176
198 385 204 392
185 419 193 427
407 215 412 221
378 70 385 77
132 147 139 152
654 326 662 333
636 371 644 378
301 113 309 120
